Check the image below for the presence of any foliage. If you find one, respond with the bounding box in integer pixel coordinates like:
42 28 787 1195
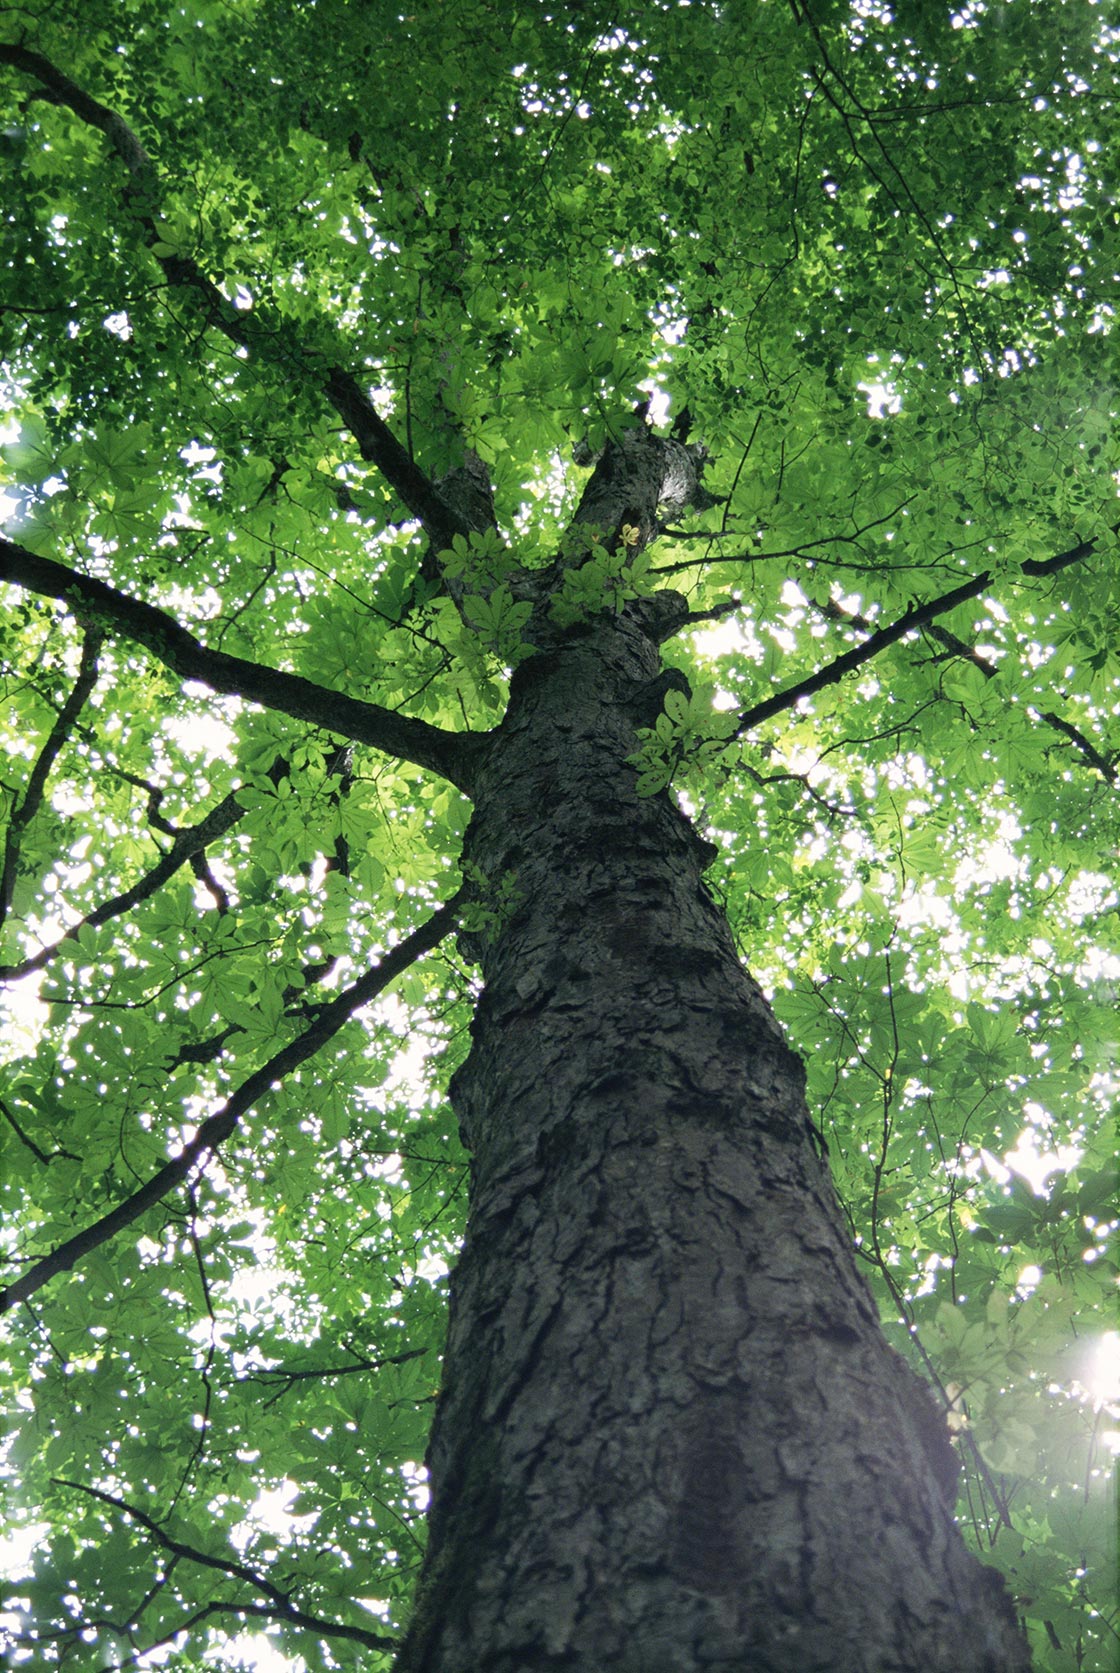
0 2 1116 1670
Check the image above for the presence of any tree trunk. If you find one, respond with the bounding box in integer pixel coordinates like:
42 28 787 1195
396 482 1031 1672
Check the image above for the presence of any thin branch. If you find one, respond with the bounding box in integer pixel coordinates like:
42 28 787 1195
171 1186 217 1513
801 15 985 365
164 942 346 1073
0 1096 80 1165
49 1478 397 1654
79 1603 225 1673
241 1344 429 1409
741 761 857 819
723 412 765 532
734 571 991 737
49 1479 289 1604
846 584 1114 782
1033 708 1116 784
822 594 1116 783
652 497 924 578
0 42 469 555
0 779 249 981
0 539 486 792
816 591 999 678
220 1600 397 1655
657 528 755 541
651 549 778 578
0 888 463 1313
917 624 1115 783
0 626 103 923
733 535 1101 739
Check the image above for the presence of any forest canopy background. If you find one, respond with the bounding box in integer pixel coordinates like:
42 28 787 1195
0 1 1118 1670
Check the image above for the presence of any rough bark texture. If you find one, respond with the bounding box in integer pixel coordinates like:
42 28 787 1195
395 438 1032 1673
568 426 709 549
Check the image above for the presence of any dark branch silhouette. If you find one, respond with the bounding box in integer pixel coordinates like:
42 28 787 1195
1 781 247 981
48 1478 398 1654
820 584 1116 784
0 626 103 922
0 889 463 1313
733 540 1101 739
240 1343 429 1408
0 42 471 556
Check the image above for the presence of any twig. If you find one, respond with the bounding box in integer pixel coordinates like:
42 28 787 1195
0 1096 80 1165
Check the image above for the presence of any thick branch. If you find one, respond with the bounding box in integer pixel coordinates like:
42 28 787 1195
0 539 485 791
1020 535 1097 577
0 889 462 1313
51 1479 397 1654
0 43 470 552
324 367 468 551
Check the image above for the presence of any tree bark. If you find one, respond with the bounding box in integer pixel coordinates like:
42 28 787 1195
396 466 1032 1671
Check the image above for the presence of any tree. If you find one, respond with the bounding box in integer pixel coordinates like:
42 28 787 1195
0 0 1116 1668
